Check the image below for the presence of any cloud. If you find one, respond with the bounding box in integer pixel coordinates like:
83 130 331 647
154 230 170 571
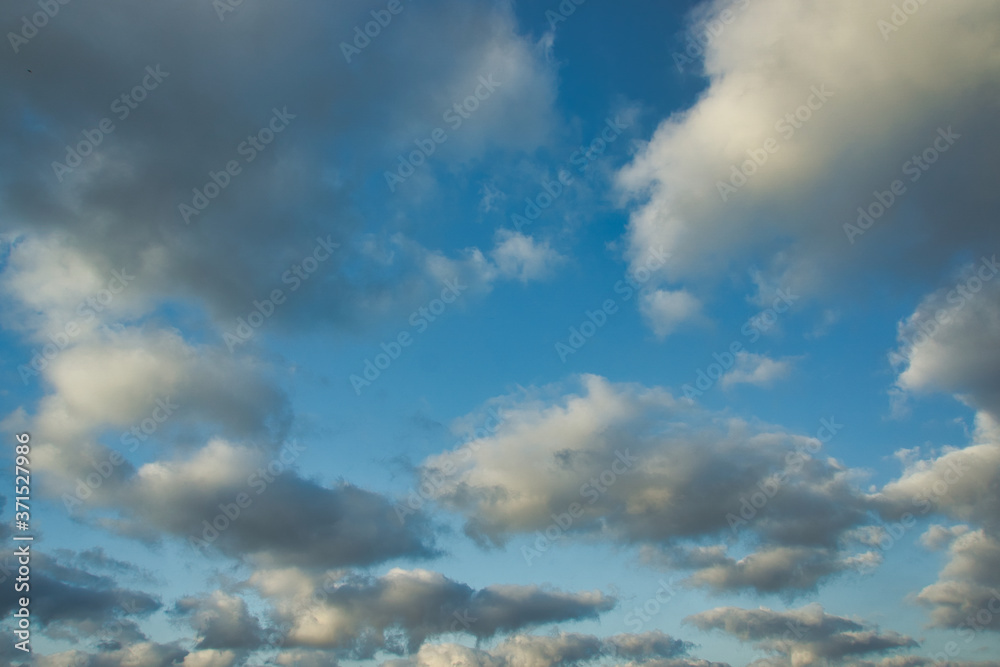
114 440 440 570
647 544 867 596
891 256 1000 421
720 351 797 389
172 591 265 650
616 0 1000 321
249 567 615 656
490 230 566 283
685 604 917 666
0 546 159 641
0 0 560 335
385 630 700 667
31 641 189 667
418 375 876 593
914 529 1000 631
920 524 970 551
639 289 702 338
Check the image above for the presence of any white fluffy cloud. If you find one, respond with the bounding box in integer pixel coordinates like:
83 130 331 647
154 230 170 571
639 289 703 338
617 0 1000 317
419 375 877 593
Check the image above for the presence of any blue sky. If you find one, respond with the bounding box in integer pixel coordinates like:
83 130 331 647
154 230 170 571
1 1 1000 666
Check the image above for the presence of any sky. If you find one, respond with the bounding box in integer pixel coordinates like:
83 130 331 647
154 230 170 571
0 0 999 665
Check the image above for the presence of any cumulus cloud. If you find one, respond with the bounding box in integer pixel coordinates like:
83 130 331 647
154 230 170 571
0 0 562 336
385 630 700 667
616 0 1000 321
249 567 615 656
891 256 1000 421
172 591 265 650
0 546 159 641
115 440 440 570
720 351 797 389
418 375 876 593
490 230 566 283
639 289 703 338
920 524 971 551
31 641 190 667
685 604 917 666
648 544 869 596
914 529 1000 632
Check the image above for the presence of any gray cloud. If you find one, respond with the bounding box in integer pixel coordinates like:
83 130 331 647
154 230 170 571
249 567 615 657
0 547 159 641
418 375 876 594
384 630 702 667
685 604 917 665
172 590 265 650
